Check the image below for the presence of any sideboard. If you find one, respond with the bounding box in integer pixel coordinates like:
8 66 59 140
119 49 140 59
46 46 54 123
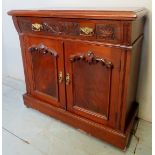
8 8 146 149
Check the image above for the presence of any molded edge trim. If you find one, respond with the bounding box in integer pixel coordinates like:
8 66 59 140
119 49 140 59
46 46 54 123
7 9 147 20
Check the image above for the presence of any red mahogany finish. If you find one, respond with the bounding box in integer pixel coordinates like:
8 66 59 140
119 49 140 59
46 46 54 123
8 8 146 150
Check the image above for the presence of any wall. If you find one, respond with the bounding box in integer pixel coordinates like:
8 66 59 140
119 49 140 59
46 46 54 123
2 0 152 122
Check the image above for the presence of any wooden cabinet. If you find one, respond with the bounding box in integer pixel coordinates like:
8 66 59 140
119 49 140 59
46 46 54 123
8 8 146 150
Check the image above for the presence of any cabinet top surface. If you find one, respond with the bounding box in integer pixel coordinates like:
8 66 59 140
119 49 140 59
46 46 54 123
8 7 146 20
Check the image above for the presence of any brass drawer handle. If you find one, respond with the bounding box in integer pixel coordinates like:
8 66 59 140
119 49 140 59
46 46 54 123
58 71 63 83
66 73 70 85
32 23 43 31
80 27 94 36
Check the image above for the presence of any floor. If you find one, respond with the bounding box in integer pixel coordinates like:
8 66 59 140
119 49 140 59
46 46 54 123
2 76 152 155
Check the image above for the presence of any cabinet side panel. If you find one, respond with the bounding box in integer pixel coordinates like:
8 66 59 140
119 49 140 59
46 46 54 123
120 37 143 131
125 38 143 129
12 16 21 33
131 17 145 43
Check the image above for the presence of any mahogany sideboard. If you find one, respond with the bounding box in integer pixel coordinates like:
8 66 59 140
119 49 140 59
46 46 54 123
8 8 146 149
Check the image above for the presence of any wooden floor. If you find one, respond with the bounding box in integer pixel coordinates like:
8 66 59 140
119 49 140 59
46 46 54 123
2 76 152 155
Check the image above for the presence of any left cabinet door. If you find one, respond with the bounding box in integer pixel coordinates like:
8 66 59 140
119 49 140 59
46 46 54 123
22 36 66 109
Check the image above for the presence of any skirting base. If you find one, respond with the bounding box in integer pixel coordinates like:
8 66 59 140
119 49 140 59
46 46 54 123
23 94 138 150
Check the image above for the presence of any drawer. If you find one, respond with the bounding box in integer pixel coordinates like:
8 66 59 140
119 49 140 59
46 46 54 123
17 17 122 43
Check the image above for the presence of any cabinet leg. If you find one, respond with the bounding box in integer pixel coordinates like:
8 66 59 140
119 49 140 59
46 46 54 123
123 146 127 152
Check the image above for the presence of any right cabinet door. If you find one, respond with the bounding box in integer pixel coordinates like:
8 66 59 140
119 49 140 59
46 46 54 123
64 41 122 127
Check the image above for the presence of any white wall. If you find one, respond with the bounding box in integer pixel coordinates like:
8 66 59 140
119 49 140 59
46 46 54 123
3 0 152 122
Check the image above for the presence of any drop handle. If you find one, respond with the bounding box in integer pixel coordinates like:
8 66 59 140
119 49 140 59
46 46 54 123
58 71 63 83
32 23 43 31
66 73 70 85
80 27 94 36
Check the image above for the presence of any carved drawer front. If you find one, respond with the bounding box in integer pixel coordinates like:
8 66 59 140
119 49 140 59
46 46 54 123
17 17 122 43
96 22 122 43
17 17 80 36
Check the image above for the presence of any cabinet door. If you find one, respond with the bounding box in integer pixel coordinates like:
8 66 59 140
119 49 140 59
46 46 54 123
65 41 122 126
24 36 66 108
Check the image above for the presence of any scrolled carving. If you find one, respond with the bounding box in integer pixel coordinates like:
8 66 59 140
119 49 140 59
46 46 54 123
28 43 57 57
96 24 115 40
42 22 79 35
70 51 113 68
42 22 62 34
17 17 79 36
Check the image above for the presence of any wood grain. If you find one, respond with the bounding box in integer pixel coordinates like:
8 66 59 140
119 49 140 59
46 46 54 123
9 8 146 150
8 8 146 20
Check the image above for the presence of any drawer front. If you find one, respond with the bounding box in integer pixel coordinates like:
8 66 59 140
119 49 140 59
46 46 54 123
17 17 122 43
96 22 122 42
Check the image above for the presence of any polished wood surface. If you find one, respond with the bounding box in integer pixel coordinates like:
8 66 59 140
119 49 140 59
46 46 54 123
8 8 146 20
65 41 121 127
8 8 146 150
14 16 145 45
23 36 66 108
16 17 122 44
23 93 138 150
